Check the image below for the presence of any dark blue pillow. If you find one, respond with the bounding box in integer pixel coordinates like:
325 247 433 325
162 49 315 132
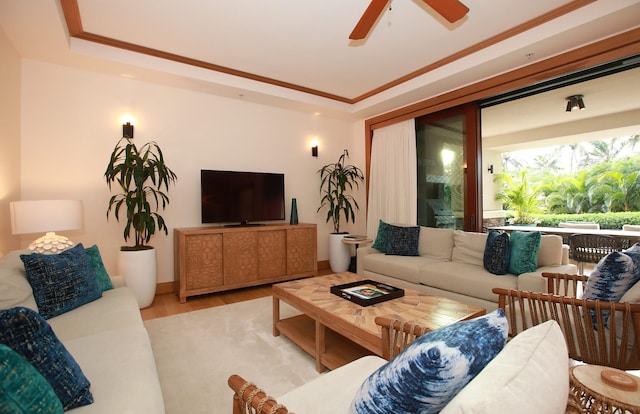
0 307 93 410
483 231 510 275
371 220 390 253
350 309 508 413
20 243 102 319
386 225 420 256
0 343 64 413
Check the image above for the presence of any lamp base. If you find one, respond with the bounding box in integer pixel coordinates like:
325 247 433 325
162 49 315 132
29 232 75 254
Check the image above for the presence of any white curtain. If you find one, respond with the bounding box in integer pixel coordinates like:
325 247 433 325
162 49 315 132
366 119 417 239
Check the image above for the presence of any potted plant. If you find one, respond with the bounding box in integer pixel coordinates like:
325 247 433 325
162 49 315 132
317 149 364 272
494 169 542 226
104 137 177 308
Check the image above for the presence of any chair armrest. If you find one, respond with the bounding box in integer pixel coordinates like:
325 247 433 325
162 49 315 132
375 316 431 360
228 374 289 414
542 272 588 296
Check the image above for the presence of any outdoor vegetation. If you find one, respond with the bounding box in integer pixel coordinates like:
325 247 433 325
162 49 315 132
495 135 640 229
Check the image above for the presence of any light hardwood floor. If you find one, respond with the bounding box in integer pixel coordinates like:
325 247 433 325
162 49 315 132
140 267 333 321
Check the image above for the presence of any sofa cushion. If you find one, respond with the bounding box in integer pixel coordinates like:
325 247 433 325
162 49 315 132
20 243 102 319
371 220 390 253
419 227 454 261
85 244 114 292
0 306 93 410
0 250 38 312
508 231 541 275
483 231 510 275
420 261 517 303
537 235 563 267
0 343 64 414
349 309 508 414
386 224 420 256
364 254 439 285
441 320 569 414
451 231 487 267
278 355 386 414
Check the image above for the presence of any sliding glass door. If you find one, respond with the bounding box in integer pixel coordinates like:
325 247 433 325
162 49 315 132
415 103 481 231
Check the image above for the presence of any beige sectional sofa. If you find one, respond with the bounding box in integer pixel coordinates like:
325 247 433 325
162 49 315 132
0 249 164 413
357 227 578 311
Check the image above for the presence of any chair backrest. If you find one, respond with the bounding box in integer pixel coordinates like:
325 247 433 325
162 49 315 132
569 234 622 265
559 222 600 229
375 316 432 360
228 374 289 414
493 287 640 370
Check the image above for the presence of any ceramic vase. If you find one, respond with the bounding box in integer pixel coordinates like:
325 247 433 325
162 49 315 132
290 198 298 224
329 233 351 272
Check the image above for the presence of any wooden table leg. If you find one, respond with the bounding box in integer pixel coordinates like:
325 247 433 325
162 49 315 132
272 295 280 337
315 320 325 373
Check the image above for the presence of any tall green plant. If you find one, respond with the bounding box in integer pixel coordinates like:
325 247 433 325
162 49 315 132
317 149 365 233
105 137 178 250
494 169 542 224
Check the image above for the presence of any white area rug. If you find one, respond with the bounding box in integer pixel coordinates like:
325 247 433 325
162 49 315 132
144 297 322 413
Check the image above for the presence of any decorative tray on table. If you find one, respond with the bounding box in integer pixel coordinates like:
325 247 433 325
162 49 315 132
330 279 404 307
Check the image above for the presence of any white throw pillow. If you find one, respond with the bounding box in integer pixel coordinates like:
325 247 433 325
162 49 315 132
537 234 563 267
441 320 569 414
418 227 454 260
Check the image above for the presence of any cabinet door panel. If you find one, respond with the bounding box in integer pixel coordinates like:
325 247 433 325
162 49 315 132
258 230 287 279
223 231 258 284
185 234 223 289
287 227 316 274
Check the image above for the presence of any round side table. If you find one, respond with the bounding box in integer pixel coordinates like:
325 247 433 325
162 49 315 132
569 365 640 413
341 237 373 273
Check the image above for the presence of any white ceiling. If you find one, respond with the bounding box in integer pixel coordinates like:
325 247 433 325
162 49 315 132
0 0 639 128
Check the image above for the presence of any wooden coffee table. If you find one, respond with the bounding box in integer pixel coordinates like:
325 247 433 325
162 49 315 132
272 272 486 372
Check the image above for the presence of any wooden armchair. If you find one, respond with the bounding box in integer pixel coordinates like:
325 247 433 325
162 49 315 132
228 316 431 414
493 273 640 370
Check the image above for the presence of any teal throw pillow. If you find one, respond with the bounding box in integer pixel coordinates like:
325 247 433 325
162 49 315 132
508 231 541 275
0 307 93 410
20 243 102 319
385 224 420 256
371 220 390 253
85 244 114 291
0 343 64 414
483 230 510 275
349 309 508 414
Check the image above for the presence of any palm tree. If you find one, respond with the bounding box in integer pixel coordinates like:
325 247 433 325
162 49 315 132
494 169 542 224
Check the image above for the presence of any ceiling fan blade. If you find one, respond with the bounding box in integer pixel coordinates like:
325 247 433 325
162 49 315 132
422 0 469 23
349 0 389 40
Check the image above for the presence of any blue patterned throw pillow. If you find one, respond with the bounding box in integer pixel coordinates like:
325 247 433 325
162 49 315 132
20 243 102 319
483 230 510 275
386 224 420 256
371 220 390 253
0 307 93 410
349 309 508 414
508 231 541 275
584 250 640 326
0 343 64 414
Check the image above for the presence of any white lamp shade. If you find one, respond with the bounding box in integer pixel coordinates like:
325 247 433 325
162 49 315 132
10 200 83 235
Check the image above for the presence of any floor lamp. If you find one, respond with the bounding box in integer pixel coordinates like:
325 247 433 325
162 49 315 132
10 200 83 254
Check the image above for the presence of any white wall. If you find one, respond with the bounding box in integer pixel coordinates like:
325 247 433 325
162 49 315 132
0 27 22 256
17 60 366 283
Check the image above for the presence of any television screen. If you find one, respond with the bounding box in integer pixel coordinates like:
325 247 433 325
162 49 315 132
201 170 285 225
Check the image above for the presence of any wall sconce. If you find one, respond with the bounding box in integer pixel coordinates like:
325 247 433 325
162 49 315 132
310 139 319 157
123 122 134 138
487 164 494 174
10 200 84 254
565 95 585 112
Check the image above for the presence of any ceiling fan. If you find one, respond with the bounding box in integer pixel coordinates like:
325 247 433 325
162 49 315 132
350 0 469 40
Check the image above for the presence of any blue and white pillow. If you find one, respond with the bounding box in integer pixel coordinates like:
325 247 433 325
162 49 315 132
349 309 508 414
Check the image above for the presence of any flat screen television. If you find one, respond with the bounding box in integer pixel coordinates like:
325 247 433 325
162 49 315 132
201 169 285 226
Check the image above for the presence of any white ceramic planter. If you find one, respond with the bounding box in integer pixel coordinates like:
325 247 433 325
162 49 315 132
117 248 157 309
329 233 351 273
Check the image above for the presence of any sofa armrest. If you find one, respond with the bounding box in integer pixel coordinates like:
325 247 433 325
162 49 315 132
517 264 578 293
561 244 570 265
356 246 382 275
111 276 126 288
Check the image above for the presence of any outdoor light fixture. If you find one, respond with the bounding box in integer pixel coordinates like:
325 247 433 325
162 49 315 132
10 200 83 254
566 95 585 112
123 122 134 138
